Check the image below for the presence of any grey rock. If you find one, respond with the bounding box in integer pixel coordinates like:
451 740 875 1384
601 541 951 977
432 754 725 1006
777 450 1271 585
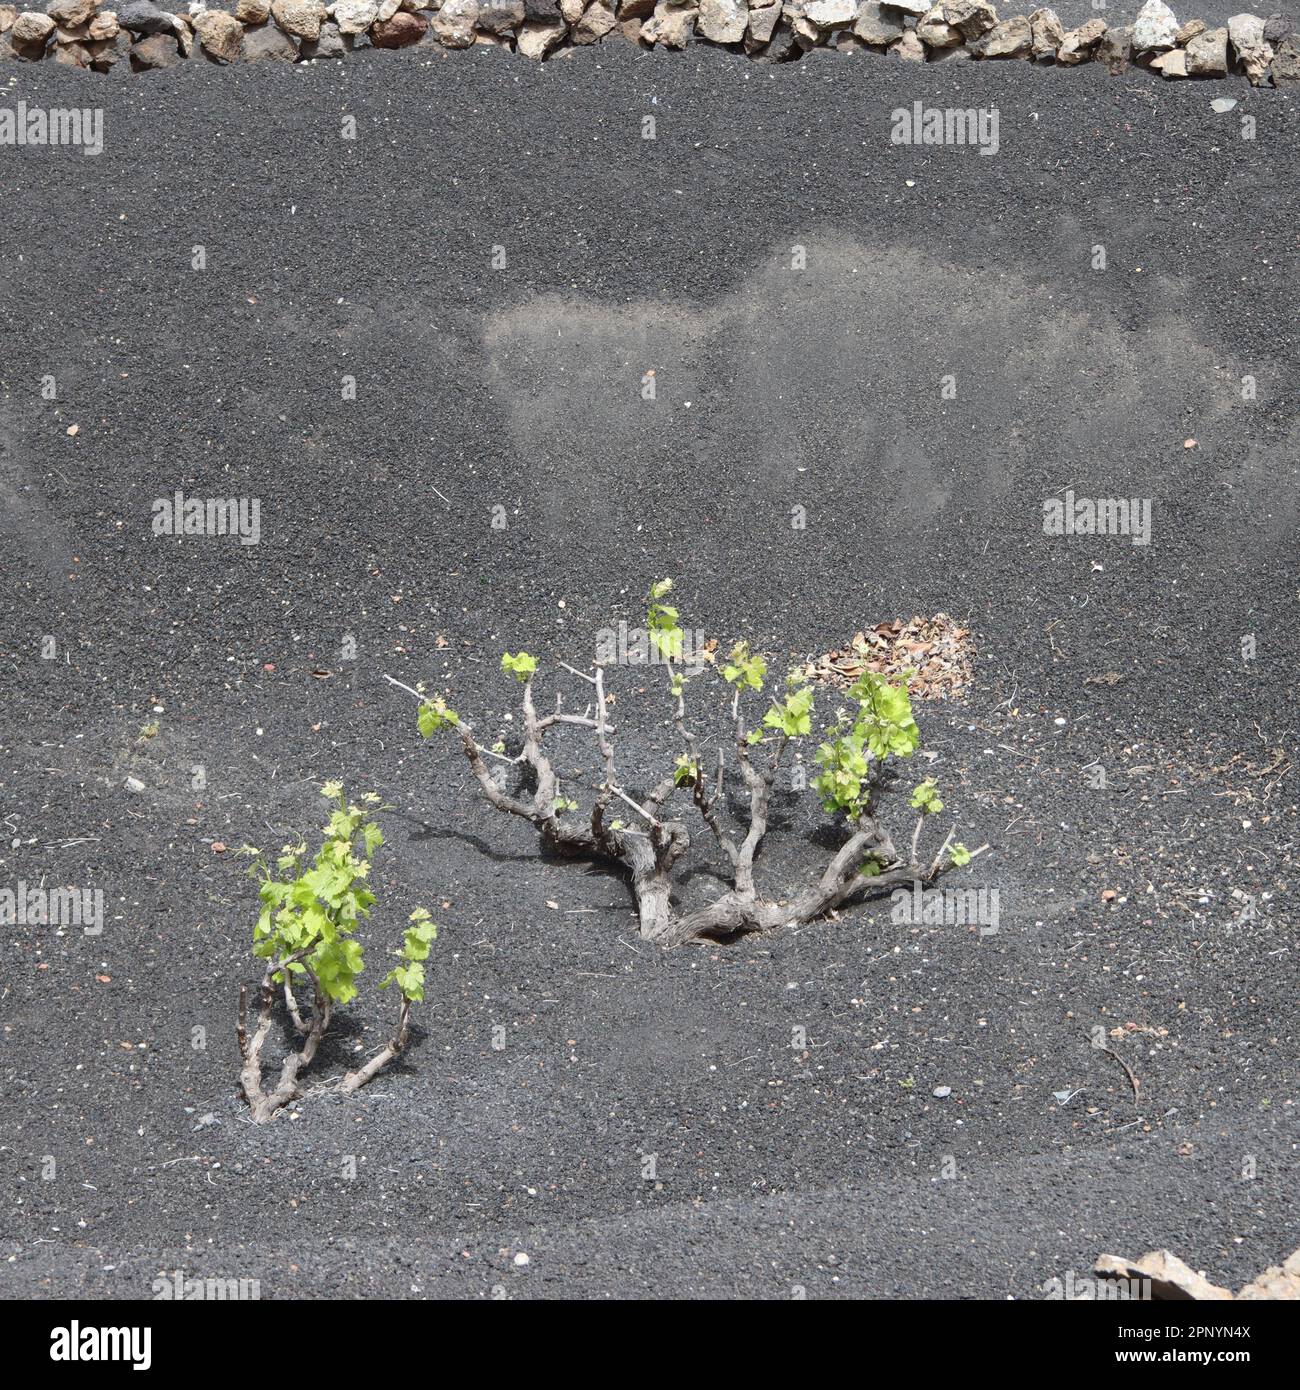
698 0 744 41
790 13 821 48
1270 31 1300 78
853 0 902 44
888 25 922 55
802 0 856 25
1227 11 1266 45
754 12 798 56
1262 12 1292 43
942 0 996 39
52 35 95 62
1150 44 1186 74
516 14 563 52
916 3 960 45
1228 12 1272 82
271 0 325 39
745 0 779 44
330 0 376 32
129 28 181 61
193 7 243 60
1056 15 1105 63
117 0 175 34
12 9 55 39
640 0 694 45
46 0 96 27
477 0 524 29
1131 0 1177 51
1028 6 1061 57
1184 24 1227 74
971 13 1030 56
572 0 616 39
89 30 131 65
1095 22 1130 70
242 19 298 55
300 16 344 52
431 0 476 43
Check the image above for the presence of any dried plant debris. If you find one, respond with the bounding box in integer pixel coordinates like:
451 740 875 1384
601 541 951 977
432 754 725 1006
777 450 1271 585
806 613 975 702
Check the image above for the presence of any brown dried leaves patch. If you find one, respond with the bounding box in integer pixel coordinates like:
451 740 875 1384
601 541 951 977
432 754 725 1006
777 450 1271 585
806 613 975 702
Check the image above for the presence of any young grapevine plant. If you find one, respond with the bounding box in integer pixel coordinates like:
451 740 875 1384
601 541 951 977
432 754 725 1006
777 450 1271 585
386 582 984 948
235 782 436 1122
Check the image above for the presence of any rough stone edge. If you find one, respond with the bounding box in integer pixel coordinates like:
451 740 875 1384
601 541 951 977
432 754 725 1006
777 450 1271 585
0 1 1294 87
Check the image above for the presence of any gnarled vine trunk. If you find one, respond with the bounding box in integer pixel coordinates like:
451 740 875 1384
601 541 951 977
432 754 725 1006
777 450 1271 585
389 664 961 949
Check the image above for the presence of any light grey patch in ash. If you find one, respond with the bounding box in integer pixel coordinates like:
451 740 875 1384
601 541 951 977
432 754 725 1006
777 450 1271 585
479 237 1249 559
0 401 75 588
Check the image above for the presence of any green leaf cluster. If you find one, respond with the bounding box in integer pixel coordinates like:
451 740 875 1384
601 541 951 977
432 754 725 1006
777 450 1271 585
722 641 766 692
647 578 684 660
762 681 815 739
379 907 438 1003
247 783 389 1006
417 696 460 739
501 651 538 683
849 672 919 760
810 675 919 817
811 726 873 817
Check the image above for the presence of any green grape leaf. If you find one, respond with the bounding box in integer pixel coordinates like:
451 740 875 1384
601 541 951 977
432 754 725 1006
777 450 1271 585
501 651 538 683
722 641 766 692
418 697 459 738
